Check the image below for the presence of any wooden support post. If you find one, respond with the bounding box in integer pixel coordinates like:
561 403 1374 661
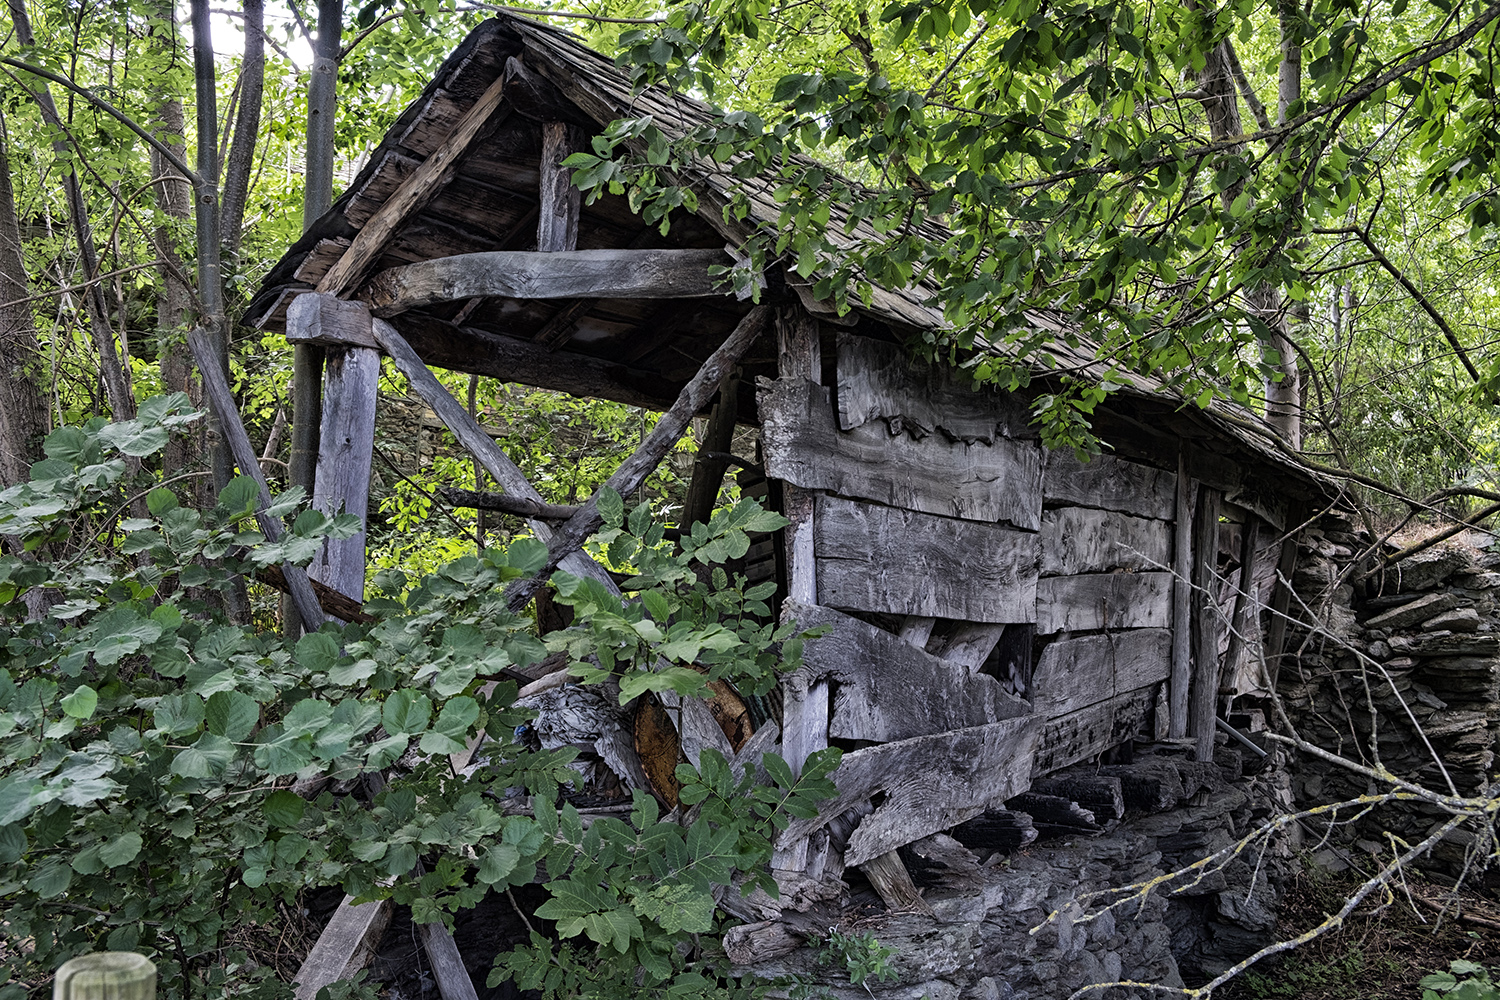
1219 514 1261 705
186 327 325 629
308 344 379 602
683 373 740 527
1189 484 1224 762
1264 533 1300 692
499 304 771 612
54 953 156 1000
294 897 392 1000
1169 451 1195 739
537 121 584 253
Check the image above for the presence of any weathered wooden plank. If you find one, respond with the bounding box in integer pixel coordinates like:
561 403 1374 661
416 917 481 1000
787 601 1029 743
364 248 732 316
656 686 735 768
311 346 381 602
1035 572 1173 634
1029 629 1172 718
683 374 740 527
950 809 1038 851
835 332 1035 443
813 495 1040 623
1039 506 1172 576
1030 685 1157 776
1169 456 1195 739
778 716 1041 867
860 850 933 915
1042 450 1176 520
1220 514 1263 698
537 121 585 252
293 897 392 1000
1190 485 1225 763
286 291 379 349
927 621 1009 672
319 72 512 295
1029 774 1125 822
760 377 1042 530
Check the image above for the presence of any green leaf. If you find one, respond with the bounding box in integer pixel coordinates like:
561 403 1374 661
218 475 259 515
478 843 520 885
507 537 549 575
295 631 341 673
263 789 307 828
0 823 26 863
205 690 259 742
596 486 624 529
60 685 97 720
145 487 179 516
383 690 432 735
99 831 143 867
98 420 169 457
633 882 715 933
171 733 236 778
154 693 206 736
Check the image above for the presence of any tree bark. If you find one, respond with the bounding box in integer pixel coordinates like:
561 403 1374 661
0 108 48 487
7 0 135 420
221 0 264 258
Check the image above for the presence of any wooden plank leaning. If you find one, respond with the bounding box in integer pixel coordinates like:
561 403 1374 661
185 328 325 629
292 896 392 1000
499 303 771 613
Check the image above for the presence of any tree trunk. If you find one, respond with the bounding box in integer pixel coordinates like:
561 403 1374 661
221 0 264 258
0 108 48 487
7 0 136 421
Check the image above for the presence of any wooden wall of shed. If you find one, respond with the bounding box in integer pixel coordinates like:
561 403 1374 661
761 330 1264 783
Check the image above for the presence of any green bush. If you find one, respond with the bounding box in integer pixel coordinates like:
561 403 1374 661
1422 960 1499 1000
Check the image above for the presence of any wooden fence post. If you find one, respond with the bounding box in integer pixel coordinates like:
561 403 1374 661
54 953 156 1000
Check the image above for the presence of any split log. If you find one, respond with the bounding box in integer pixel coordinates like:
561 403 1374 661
1042 450 1176 520
787 600 1029 743
319 71 511 295
761 376 1042 529
813 495 1040 623
293 897 392 1000
364 248 733 316
500 303 770 612
1029 774 1126 822
438 486 579 521
1035 572 1173 634
186 328 324 628
1039 506 1172 576
950 810 1038 852
285 291 378 349
777 715 1041 867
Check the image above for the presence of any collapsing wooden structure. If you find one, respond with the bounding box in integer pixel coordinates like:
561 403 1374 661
243 13 1338 995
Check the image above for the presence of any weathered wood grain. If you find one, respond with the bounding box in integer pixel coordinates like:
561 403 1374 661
285 291 378 349
311 346 381 601
1030 685 1157 776
950 809 1037 851
927 621 1009 672
319 72 511 295
1190 485 1225 762
787 601 1029 743
537 121 584 253
1042 449 1176 520
1035 572 1173 634
654 688 734 768
1029 629 1172 718
293 897 392 1000
813 495 1040 623
1039 506 1172 576
1169 456 1195 739
1029 774 1125 822
364 248 732 316
416 916 481 1000
760 377 1042 529
778 715 1041 867
860 850 933 914
835 332 1034 443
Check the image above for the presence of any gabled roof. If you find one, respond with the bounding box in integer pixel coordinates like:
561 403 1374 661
250 14 1340 515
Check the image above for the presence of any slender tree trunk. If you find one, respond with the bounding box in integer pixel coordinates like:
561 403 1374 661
285 0 341 637
221 0 263 258
0 109 48 487
7 0 136 420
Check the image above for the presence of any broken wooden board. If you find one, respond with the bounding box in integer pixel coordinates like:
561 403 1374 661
813 495 1040 623
1035 572 1173 634
1031 685 1158 776
1042 450 1176 520
786 600 1030 743
1029 629 1172 718
293 897 392 1000
1039 506 1172 576
835 332 1036 443
760 377 1042 530
777 715 1041 867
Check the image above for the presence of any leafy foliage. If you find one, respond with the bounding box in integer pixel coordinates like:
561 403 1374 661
1423 960 1500 1000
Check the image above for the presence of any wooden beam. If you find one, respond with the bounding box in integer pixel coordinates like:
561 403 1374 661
438 486 580 521
683 373 740 527
370 318 621 594
1263 533 1300 692
537 121 585 252
500 304 770 612
1034 572 1174 634
363 248 733 317
293 897 391 1000
1190 484 1225 762
186 327 325 629
416 916 481 1000
1169 452 1195 739
311 345 380 601
1220 513 1262 703
255 564 375 624
317 71 512 296
533 230 660 351
285 291 378 349
1041 449 1177 520
1039 506 1172 576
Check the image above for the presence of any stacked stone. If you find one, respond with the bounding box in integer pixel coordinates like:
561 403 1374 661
1279 518 1500 865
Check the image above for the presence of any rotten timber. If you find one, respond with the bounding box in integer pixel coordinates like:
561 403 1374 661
364 248 733 316
760 376 1042 529
813 495 1040 623
778 716 1040 867
1031 685 1157 776
787 600 1029 743
311 346 380 600
292 896 392 1000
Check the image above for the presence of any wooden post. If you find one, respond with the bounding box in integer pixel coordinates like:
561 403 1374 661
1263 533 1300 692
537 122 584 253
54 953 155 1000
1219 514 1261 706
682 373 739 527
1168 451 1195 739
1189 484 1224 762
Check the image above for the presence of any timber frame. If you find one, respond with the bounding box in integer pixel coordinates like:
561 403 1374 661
238 13 1342 992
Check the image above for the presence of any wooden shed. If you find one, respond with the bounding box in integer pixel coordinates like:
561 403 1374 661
250 12 1335 940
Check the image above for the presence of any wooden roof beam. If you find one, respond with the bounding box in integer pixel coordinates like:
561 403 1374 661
362 247 733 316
